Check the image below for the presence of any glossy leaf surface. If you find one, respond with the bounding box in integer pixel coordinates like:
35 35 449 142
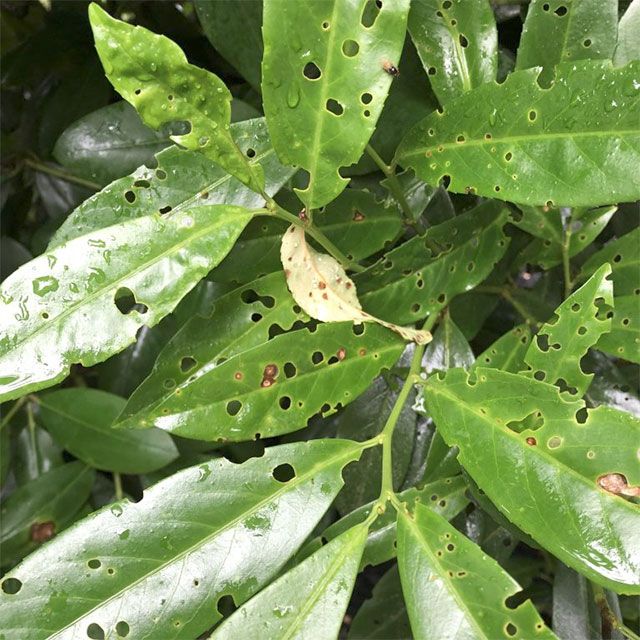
0 204 252 401
517 0 617 85
0 462 94 566
0 439 362 640
522 264 613 395
50 118 294 247
426 367 640 593
614 0 640 67
118 321 405 441
262 0 410 208
396 61 640 207
408 0 497 104
472 324 533 373
38 389 178 474
397 503 556 640
212 526 366 640
355 200 510 325
89 4 263 192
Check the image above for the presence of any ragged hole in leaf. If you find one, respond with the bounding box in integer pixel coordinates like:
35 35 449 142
240 288 276 309
597 473 640 498
217 594 237 617
361 0 381 28
326 98 344 116
114 287 148 315
272 463 296 483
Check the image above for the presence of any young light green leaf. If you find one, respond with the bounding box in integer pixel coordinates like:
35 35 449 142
516 0 618 85
408 0 498 104
194 0 263 92
0 462 94 567
37 389 178 474
88 3 264 193
522 264 613 396
472 324 533 373
117 320 405 442
397 503 557 640
348 565 411 640
212 525 367 640
396 61 640 207
0 439 363 640
50 117 295 248
262 0 410 208
422 313 474 374
614 0 640 67
354 200 510 325
213 188 403 283
0 204 253 401
425 367 640 594
281 225 432 344
53 101 171 186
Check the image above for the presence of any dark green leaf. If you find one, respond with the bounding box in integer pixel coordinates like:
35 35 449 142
355 200 510 325
38 389 178 474
0 439 362 640
0 462 94 567
408 0 498 104
425 367 640 593
262 0 410 208
12 420 64 486
596 295 640 364
89 4 263 192
1 237 32 279
397 503 555 640
517 0 617 86
472 324 533 373
0 204 253 401
397 61 640 207
212 526 366 640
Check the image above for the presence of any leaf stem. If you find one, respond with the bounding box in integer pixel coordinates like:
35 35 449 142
265 203 365 273
592 583 640 640
0 396 27 432
561 214 573 299
113 472 124 501
23 157 102 191
475 284 539 326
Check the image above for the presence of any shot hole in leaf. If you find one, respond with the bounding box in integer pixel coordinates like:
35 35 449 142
303 62 321 80
114 287 148 315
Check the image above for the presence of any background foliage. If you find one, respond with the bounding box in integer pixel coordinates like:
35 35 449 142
0 0 639 639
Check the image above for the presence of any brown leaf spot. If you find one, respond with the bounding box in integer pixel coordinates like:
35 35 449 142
261 378 273 388
337 348 346 361
31 521 56 543
318 281 327 289
285 269 290 278
298 208 308 222
322 293 328 300
263 364 278 378
234 372 243 381
346 282 352 289
597 473 640 497
353 211 365 222
358 348 367 356
526 437 537 446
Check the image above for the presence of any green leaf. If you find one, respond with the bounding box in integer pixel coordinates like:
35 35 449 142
50 117 294 247
396 61 640 207
118 320 405 442
53 101 171 186
194 0 263 92
595 295 640 364
522 264 613 395
614 0 640 67
472 324 533 373
354 200 510 325
262 0 410 208
212 525 366 640
0 439 362 640
516 0 618 86
423 313 474 374
0 204 253 401
0 462 95 567
348 565 412 640
37 389 179 474
408 0 498 104
397 503 556 640
213 188 403 283
584 351 640 417
425 367 640 593
316 475 469 568
335 376 417 514
12 421 64 486
88 3 263 193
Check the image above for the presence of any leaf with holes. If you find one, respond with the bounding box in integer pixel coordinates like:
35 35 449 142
595 295 640 364
262 0 410 208
281 224 431 344
408 0 498 105
0 439 362 640
50 118 294 248
37 389 178 474
212 525 366 640
354 200 510 325
425 367 640 593
522 264 613 396
118 319 405 441
213 188 403 283
118 272 306 432
0 204 253 401
473 325 533 374
396 61 640 207
397 503 557 640
0 462 95 568
614 0 640 67
88 4 263 193
516 0 618 86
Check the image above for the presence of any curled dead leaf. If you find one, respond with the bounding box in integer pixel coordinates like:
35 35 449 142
280 225 431 344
